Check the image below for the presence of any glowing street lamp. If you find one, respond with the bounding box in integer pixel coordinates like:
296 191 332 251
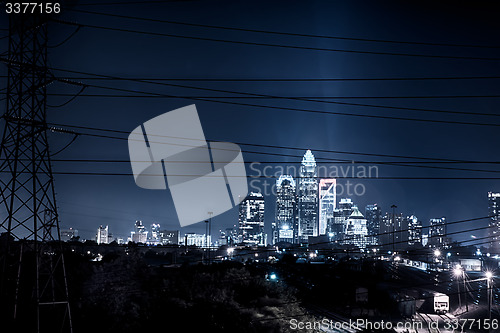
227 247 234 259
453 265 463 311
486 271 494 320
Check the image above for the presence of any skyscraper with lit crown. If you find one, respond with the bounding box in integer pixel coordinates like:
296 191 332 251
319 179 336 236
298 150 318 242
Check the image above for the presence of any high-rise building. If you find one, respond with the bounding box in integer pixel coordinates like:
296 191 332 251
96 225 108 245
365 204 381 245
238 192 265 246
131 220 148 244
319 179 336 236
344 206 368 249
60 228 78 242
220 226 238 246
184 233 210 247
150 223 161 244
328 198 354 244
380 212 406 251
275 175 298 244
159 230 179 245
298 150 318 242
407 215 422 246
488 192 500 250
429 217 447 248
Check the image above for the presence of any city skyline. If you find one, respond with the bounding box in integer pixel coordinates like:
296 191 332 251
2 2 500 331
1 1 497 247
67 158 499 252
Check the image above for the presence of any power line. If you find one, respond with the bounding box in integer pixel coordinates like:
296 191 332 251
4 171 500 179
7 91 500 102
24 158 500 165
4 60 500 125
43 120 492 164
36 121 500 174
42 88 500 119
2 109 491 175
5 74 500 82
67 8 500 50
45 68 500 127
51 18 500 61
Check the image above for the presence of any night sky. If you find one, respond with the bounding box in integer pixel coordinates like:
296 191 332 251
1 0 499 244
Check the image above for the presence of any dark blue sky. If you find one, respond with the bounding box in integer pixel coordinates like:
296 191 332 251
1 0 499 244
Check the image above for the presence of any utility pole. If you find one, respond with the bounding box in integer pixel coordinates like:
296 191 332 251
0 14 72 332
464 272 469 312
208 211 213 264
487 273 492 321
391 205 397 254
205 219 209 264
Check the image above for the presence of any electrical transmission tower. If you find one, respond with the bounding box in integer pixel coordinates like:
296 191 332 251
0 14 72 333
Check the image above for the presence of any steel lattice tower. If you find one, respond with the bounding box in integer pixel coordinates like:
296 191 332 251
0 14 72 333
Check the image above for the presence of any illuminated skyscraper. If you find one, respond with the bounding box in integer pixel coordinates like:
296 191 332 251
488 192 500 250
407 215 422 246
319 179 336 236
380 212 406 251
298 150 318 242
429 217 447 248
96 225 109 245
149 223 161 245
328 198 354 244
238 192 265 246
365 204 381 245
344 206 368 249
274 175 298 244
131 220 148 243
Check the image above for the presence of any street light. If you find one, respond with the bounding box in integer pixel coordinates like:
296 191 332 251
486 271 493 321
453 265 463 311
227 247 234 259
433 249 442 271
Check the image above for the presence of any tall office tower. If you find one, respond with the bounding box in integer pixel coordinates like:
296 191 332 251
344 206 368 249
365 204 381 245
298 150 318 242
275 175 298 244
407 215 423 246
96 225 109 244
328 198 354 244
380 212 406 251
149 223 161 245
238 192 265 246
488 192 500 251
429 217 447 248
319 179 336 236
131 220 148 243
